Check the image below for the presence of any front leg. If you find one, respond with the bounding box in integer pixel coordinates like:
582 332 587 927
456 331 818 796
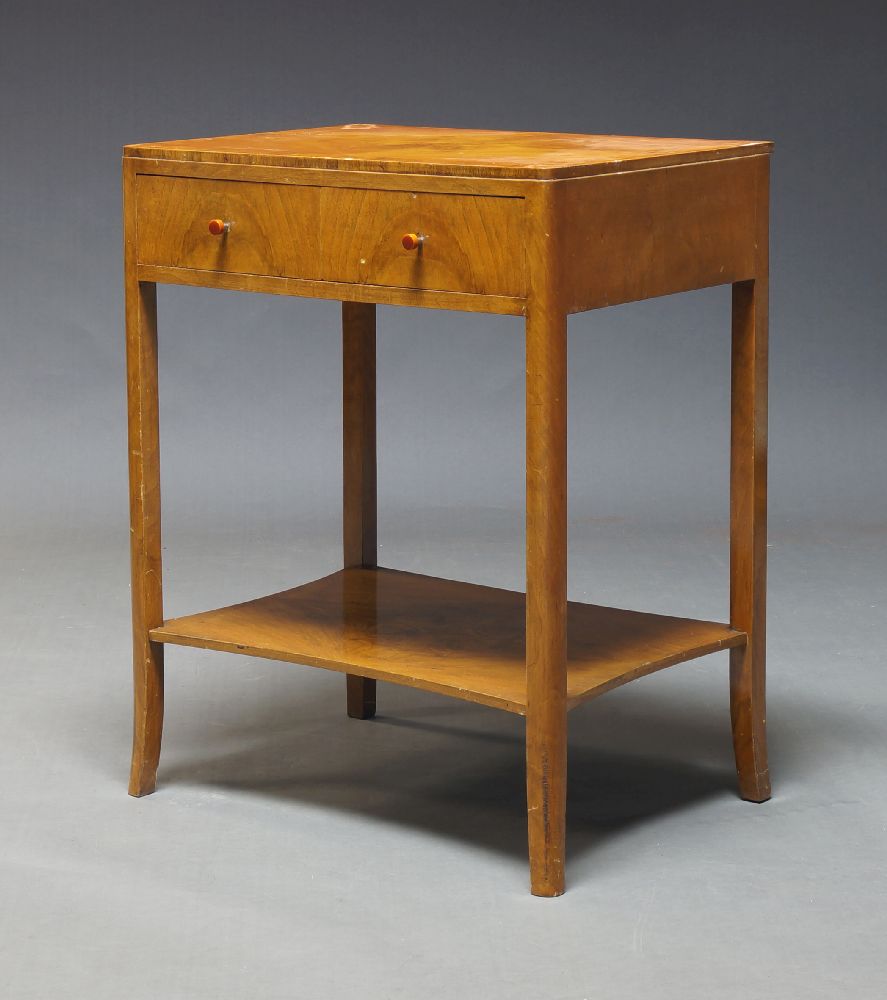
525 300 568 897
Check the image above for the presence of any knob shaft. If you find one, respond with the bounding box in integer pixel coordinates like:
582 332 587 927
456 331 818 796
208 218 229 236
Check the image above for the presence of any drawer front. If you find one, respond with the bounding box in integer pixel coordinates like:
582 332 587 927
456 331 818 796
136 175 322 278
136 175 525 297
320 188 525 296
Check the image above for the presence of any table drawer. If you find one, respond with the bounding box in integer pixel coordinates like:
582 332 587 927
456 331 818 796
136 175 322 278
136 175 525 297
320 188 525 296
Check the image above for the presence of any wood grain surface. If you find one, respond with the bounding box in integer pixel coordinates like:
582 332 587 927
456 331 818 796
123 161 164 797
556 155 764 312
136 263 525 315
342 301 377 720
125 124 771 180
729 157 772 802
524 182 568 894
136 174 524 296
123 124 772 893
319 187 524 296
149 568 746 716
136 174 322 277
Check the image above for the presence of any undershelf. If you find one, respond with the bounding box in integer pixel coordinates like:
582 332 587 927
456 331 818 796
150 568 746 715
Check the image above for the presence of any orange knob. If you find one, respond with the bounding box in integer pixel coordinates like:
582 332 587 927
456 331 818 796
401 232 423 250
208 218 229 236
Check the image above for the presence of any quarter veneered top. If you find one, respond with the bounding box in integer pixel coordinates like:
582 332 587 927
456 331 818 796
124 124 771 180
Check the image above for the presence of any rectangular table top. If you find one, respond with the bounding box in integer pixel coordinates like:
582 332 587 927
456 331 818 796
124 124 771 180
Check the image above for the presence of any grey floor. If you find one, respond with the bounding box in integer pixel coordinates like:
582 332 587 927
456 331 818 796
2 501 885 999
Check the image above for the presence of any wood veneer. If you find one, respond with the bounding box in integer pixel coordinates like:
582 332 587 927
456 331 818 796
149 569 746 715
124 124 772 896
136 174 524 296
125 123 771 180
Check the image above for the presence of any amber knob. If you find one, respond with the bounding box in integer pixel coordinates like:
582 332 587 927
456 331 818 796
208 218 229 236
401 232 424 250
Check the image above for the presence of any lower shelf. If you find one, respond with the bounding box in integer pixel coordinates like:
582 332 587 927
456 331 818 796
150 567 746 714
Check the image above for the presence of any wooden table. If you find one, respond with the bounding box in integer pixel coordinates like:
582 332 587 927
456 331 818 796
123 125 772 896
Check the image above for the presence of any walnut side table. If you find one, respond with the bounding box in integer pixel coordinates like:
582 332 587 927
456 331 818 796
123 125 772 896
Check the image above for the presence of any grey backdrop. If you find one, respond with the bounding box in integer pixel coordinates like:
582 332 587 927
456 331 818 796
1 2 885 998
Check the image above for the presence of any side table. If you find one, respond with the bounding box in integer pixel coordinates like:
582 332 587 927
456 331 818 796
123 125 772 896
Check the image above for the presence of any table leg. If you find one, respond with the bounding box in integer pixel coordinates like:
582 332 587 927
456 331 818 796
126 278 164 796
730 277 771 801
525 303 568 896
343 301 377 720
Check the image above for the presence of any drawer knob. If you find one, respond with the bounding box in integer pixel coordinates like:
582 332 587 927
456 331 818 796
208 218 230 236
401 232 426 251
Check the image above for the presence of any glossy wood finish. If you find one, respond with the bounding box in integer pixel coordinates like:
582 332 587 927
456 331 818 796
524 184 568 895
729 157 771 801
124 161 164 797
126 124 771 180
555 155 763 313
320 187 524 296
342 302 377 720
149 568 745 714
137 174 523 297
136 263 525 317
123 124 772 894
137 174 322 277
130 155 531 196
